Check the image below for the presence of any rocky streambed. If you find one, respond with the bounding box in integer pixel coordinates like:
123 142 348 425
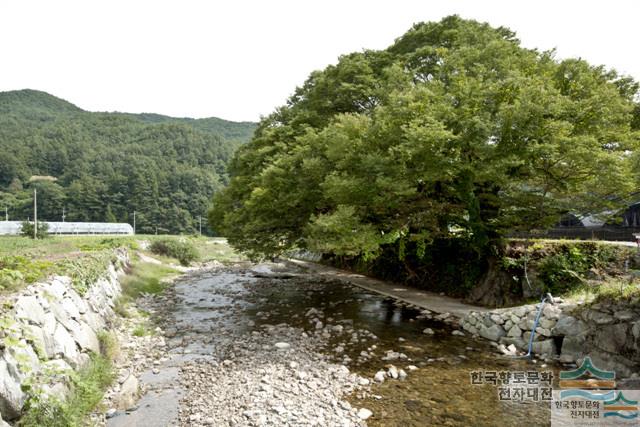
104 261 556 426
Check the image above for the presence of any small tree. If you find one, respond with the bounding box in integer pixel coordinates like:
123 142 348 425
20 221 49 239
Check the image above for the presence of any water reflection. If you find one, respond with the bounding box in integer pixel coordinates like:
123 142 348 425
170 267 555 426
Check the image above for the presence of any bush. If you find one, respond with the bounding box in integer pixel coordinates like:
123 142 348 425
149 238 199 266
20 221 49 239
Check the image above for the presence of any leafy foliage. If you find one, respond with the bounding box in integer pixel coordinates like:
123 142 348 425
0 89 256 235
149 238 199 266
210 16 640 263
20 221 49 239
120 261 177 298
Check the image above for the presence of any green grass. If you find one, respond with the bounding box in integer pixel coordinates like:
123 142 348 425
120 261 177 300
0 235 138 258
131 324 153 337
19 333 117 427
0 235 138 295
192 237 244 264
564 279 640 305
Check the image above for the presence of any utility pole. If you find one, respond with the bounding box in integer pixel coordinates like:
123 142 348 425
33 188 37 239
133 211 136 235
4 207 7 221
199 216 202 236
62 207 66 222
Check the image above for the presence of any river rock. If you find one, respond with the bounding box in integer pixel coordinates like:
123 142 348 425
542 304 561 320
422 328 434 335
387 365 399 379
479 324 505 341
115 374 139 410
507 325 522 338
490 314 504 325
615 310 635 321
374 371 386 383
357 408 373 420
552 316 587 336
558 335 584 363
274 342 291 350
585 310 615 325
594 323 629 353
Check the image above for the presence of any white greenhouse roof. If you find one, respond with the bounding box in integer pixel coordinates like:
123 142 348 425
0 221 133 235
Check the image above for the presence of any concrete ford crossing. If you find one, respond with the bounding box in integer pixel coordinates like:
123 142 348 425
0 221 133 235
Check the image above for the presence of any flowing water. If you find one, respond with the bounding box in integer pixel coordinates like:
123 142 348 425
114 262 556 426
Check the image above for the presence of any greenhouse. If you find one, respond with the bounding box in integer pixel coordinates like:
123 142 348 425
0 221 134 235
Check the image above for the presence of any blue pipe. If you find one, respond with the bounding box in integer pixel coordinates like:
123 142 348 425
511 293 551 359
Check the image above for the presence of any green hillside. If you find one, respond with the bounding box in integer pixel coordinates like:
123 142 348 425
0 89 257 234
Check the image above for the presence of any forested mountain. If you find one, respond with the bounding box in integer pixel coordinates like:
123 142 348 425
0 89 257 234
210 15 640 260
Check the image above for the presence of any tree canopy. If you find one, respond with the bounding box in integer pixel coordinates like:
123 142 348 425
210 15 640 259
0 89 257 234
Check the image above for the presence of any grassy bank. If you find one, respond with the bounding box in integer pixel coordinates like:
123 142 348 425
19 332 118 427
0 235 138 295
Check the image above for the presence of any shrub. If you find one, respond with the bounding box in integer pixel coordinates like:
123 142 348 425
20 221 49 239
149 238 199 266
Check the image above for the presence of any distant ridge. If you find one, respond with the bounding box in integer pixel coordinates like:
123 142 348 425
0 89 257 142
0 89 257 234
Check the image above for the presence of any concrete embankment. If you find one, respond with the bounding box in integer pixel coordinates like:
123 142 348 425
0 249 129 423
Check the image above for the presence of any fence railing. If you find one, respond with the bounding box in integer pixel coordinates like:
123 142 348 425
510 227 640 242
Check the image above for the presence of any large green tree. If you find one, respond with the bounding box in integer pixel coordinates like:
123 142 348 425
210 16 639 260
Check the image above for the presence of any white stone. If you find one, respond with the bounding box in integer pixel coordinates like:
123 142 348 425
387 365 399 379
274 342 291 350
70 321 100 353
374 371 386 383
115 374 139 410
0 358 25 419
357 408 373 420
53 323 80 366
14 296 47 326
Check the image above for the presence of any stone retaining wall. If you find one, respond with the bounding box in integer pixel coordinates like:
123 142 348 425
0 248 128 422
461 299 640 377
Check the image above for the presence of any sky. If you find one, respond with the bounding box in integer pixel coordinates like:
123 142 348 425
1 0 638 122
